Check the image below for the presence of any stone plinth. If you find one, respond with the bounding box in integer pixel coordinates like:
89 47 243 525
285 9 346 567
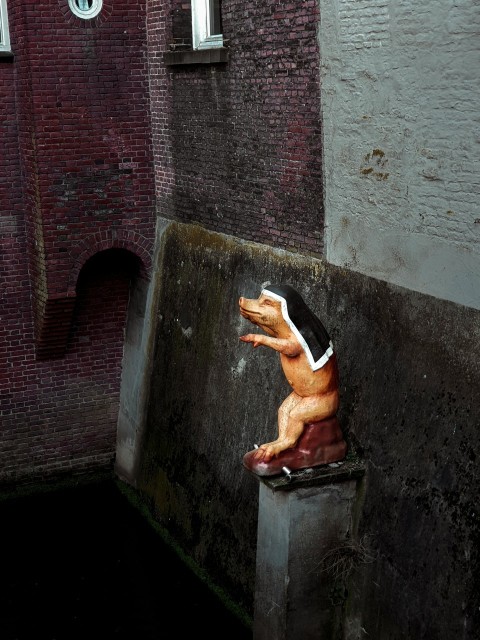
249 459 366 640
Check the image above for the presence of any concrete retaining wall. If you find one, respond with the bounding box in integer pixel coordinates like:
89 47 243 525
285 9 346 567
118 219 479 637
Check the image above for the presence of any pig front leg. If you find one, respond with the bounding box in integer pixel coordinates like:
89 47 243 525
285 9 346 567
239 333 302 356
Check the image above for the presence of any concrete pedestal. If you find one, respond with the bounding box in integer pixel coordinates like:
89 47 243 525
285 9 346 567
251 460 366 640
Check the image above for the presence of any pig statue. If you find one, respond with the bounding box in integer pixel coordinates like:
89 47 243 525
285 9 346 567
239 283 347 477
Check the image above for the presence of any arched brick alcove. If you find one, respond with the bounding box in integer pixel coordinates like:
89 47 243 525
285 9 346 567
36 246 148 360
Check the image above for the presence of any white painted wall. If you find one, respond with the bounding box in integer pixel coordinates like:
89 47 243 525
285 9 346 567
319 0 480 310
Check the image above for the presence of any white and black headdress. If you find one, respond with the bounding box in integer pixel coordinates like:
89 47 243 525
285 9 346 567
262 284 334 371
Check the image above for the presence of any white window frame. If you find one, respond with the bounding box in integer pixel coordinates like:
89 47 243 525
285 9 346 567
191 0 223 50
68 0 103 20
0 0 11 54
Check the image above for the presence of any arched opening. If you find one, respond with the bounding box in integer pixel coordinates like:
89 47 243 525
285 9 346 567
70 248 142 353
63 248 145 466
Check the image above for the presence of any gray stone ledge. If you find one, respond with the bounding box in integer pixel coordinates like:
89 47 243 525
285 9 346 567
244 456 366 492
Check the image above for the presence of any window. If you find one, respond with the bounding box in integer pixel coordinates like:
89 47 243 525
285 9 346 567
68 0 103 20
0 0 11 54
191 0 223 50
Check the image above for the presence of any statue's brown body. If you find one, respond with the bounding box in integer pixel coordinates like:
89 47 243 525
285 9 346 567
239 292 340 464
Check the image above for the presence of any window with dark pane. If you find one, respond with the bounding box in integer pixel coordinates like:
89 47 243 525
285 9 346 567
210 0 222 36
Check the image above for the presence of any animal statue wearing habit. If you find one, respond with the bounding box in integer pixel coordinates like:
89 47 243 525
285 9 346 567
239 284 347 477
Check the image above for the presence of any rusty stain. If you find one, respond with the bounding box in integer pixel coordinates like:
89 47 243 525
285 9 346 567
360 149 388 180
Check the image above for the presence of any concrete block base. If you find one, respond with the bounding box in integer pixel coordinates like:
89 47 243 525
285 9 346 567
251 461 366 640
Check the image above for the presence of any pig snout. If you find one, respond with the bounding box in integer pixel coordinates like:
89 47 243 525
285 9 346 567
239 297 261 322
239 296 255 309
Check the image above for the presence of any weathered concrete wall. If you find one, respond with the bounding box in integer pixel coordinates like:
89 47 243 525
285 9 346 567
115 219 171 483
319 0 480 310
123 220 479 636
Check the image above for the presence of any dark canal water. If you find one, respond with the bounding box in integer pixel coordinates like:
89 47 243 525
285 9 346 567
0 477 252 639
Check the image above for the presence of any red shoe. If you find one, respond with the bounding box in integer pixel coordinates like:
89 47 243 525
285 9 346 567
243 417 347 477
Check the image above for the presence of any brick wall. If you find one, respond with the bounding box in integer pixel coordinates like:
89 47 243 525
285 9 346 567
1 250 140 484
15 0 155 355
156 0 325 256
0 0 156 485
1 0 324 484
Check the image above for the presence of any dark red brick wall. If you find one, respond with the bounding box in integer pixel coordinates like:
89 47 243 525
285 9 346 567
13 0 155 355
158 0 324 256
0 0 155 485
1 0 324 485
0 249 141 484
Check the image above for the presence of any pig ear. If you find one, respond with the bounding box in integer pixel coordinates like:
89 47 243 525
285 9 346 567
261 280 271 289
